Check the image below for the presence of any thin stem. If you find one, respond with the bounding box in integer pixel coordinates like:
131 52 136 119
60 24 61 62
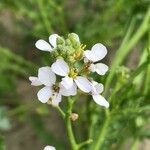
55 97 93 149
109 60 149 103
55 106 66 119
78 139 93 149
104 8 150 96
7 102 39 117
66 97 78 150
37 0 52 34
94 110 110 150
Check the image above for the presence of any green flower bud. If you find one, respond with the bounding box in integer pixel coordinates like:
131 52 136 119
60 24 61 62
68 33 80 49
66 39 72 46
68 55 75 63
57 44 64 51
57 37 65 45
52 50 59 58
116 66 130 84
68 33 79 42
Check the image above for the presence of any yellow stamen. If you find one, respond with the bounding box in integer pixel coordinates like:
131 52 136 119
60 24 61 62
68 68 78 79
81 44 86 50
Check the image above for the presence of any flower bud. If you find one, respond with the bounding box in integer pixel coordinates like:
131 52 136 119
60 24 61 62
70 113 79 121
57 37 65 45
68 33 80 42
66 39 72 46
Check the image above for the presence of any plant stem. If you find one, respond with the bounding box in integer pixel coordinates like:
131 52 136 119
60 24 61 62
55 97 93 150
66 97 78 150
55 106 66 119
104 8 150 96
37 0 52 34
94 110 110 150
78 139 93 149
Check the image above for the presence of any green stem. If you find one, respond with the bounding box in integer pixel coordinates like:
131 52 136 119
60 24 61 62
66 97 78 150
94 110 110 150
78 139 93 149
37 0 52 34
55 106 66 119
104 8 150 96
55 97 93 150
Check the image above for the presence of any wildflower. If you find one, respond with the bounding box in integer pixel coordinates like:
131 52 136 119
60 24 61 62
51 59 92 93
84 43 109 75
44 145 56 150
29 66 76 105
90 81 109 108
35 34 59 52
30 33 109 108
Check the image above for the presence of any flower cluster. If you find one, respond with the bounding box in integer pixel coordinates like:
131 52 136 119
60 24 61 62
29 33 109 108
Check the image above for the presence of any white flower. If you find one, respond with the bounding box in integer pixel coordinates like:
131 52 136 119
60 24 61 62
51 59 92 93
35 34 59 52
90 81 109 108
29 66 76 105
44 145 56 150
84 43 109 75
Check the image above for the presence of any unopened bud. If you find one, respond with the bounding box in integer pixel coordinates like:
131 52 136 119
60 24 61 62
68 33 80 42
66 39 72 46
70 113 79 121
57 37 65 45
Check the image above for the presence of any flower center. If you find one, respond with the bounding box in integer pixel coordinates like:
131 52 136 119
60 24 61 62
68 68 78 79
52 84 60 92
73 44 86 60
80 44 86 50
82 61 93 73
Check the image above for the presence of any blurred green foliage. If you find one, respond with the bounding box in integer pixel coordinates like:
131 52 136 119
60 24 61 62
0 135 5 150
0 106 11 130
0 0 149 149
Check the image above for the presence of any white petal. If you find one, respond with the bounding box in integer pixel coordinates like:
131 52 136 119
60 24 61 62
38 67 56 86
91 81 104 95
84 50 93 61
60 82 77 96
84 43 107 62
61 76 74 89
44 145 56 150
37 87 52 103
92 95 109 108
89 64 96 72
51 93 62 106
74 76 91 93
91 43 107 62
83 57 89 63
95 63 109 75
29 76 42 86
35 40 52 52
51 59 69 76
49 34 59 48
94 83 104 94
